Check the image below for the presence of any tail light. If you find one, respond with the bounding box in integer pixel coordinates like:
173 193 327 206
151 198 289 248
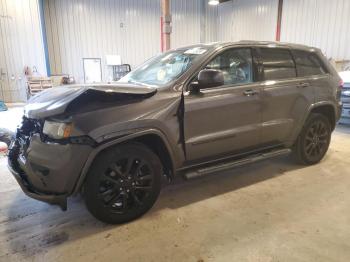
337 79 344 100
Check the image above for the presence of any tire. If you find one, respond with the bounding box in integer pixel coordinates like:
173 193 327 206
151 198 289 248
293 113 332 165
83 142 162 224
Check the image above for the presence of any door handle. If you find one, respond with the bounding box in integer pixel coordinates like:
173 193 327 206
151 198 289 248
243 89 258 96
297 82 310 88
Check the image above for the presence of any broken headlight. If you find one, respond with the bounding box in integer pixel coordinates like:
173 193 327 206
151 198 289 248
43 120 72 139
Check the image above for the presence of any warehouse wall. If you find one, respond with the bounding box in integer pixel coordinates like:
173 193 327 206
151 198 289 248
203 1 219 43
0 0 47 102
44 0 217 83
171 0 218 48
216 0 350 61
217 0 278 42
280 0 350 61
44 0 161 83
171 0 201 48
28 0 350 86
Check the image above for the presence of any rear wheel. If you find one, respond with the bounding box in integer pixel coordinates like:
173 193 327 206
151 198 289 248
84 142 162 224
293 113 332 165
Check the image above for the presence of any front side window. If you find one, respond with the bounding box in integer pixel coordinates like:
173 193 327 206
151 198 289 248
204 48 253 86
119 47 209 86
292 50 327 77
260 48 296 81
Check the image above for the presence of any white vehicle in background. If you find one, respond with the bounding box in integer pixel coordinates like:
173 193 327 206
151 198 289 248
339 71 350 124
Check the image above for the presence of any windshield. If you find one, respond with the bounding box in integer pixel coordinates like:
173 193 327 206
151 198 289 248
119 47 208 86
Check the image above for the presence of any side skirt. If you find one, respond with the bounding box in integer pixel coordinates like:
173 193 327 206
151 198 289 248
183 148 291 180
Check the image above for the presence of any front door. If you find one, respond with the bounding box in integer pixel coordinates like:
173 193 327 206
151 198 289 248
184 48 262 162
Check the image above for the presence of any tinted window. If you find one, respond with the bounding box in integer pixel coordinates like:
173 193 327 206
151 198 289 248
292 50 327 77
204 48 253 86
260 48 296 80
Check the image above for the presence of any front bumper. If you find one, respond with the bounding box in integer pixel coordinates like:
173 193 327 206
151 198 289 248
7 160 68 210
8 132 92 210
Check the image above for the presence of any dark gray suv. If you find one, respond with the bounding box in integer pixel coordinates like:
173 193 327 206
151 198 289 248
8 41 342 224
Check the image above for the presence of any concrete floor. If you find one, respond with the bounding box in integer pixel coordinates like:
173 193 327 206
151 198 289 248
0 126 350 262
0 105 24 132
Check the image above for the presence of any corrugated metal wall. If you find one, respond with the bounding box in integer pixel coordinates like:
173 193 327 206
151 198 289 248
203 2 218 43
217 0 278 42
171 0 201 48
3 0 348 99
0 0 47 102
44 0 161 83
171 0 218 48
281 0 350 60
44 0 218 82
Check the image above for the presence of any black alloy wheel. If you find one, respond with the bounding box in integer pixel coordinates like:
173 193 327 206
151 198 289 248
303 119 329 162
293 113 332 165
98 156 154 214
84 143 162 224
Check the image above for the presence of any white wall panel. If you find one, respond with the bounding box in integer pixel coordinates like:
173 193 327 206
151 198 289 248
45 0 218 82
44 0 161 83
171 0 202 48
0 0 46 102
204 2 218 43
217 0 278 42
281 0 350 60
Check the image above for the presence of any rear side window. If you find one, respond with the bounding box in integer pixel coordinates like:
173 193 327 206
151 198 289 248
260 48 296 81
292 50 328 77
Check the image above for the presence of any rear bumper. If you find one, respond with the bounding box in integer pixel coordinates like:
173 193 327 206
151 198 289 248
341 103 350 118
336 101 343 122
339 102 350 124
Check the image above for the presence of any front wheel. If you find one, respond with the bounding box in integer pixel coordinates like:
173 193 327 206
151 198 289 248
293 113 332 165
83 142 162 224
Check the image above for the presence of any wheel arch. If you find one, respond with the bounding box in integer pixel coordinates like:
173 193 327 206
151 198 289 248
71 129 177 195
290 102 337 146
133 134 174 178
308 103 336 130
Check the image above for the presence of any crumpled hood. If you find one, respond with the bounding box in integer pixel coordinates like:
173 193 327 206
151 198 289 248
25 83 157 119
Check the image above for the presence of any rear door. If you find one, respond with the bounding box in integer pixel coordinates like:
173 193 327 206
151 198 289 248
292 50 331 106
184 47 262 162
257 47 314 145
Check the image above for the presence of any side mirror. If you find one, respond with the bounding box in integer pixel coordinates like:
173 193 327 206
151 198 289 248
198 69 224 90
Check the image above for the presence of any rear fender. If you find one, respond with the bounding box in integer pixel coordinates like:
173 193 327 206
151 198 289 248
288 101 337 145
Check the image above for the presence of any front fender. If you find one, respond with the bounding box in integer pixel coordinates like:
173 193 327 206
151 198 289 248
70 128 181 195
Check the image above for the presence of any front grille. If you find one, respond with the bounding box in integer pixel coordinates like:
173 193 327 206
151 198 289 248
18 117 43 137
8 117 43 173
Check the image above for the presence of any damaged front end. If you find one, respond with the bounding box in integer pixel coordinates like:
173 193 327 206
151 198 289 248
8 115 95 211
8 117 69 210
24 83 157 119
7 83 164 210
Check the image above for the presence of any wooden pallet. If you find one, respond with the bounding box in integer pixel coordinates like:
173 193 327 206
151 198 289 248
27 77 53 95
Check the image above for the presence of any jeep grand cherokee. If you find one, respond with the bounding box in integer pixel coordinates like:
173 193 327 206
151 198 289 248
8 41 342 224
